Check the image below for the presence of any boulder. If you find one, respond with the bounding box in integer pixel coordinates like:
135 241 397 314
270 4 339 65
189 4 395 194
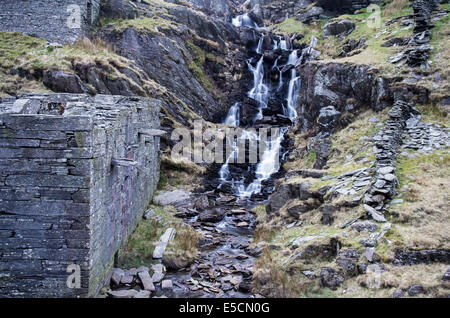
153 190 191 206
42 70 89 94
198 208 225 223
317 106 341 133
323 19 355 38
408 285 425 296
296 6 324 23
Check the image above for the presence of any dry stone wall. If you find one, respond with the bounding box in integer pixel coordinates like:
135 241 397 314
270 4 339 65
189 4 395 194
0 93 161 297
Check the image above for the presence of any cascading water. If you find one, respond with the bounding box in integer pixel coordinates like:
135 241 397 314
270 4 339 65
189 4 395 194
285 69 300 120
232 13 259 29
224 102 240 127
248 56 269 120
220 16 318 199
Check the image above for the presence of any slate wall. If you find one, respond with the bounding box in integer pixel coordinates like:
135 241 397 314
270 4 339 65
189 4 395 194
0 94 161 297
0 0 100 43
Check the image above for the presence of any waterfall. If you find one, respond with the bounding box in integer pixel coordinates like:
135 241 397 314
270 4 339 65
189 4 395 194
256 37 264 54
248 56 269 120
218 31 315 199
287 49 299 66
224 102 240 127
240 127 287 197
232 13 259 29
286 69 300 121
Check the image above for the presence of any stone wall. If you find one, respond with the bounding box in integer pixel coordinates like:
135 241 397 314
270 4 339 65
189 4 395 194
0 93 162 297
0 0 100 43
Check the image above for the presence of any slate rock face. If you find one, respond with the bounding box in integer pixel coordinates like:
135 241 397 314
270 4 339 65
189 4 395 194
297 63 393 132
323 19 355 38
43 71 90 94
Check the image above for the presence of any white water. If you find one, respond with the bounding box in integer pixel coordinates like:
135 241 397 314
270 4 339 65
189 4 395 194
287 49 299 66
219 34 310 198
285 69 300 121
239 127 287 197
224 102 240 127
232 13 259 29
256 37 264 54
248 56 269 120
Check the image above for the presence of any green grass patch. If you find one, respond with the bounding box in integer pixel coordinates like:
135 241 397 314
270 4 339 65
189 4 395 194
119 204 198 268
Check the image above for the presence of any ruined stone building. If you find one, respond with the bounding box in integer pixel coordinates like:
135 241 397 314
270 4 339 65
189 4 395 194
0 0 100 43
0 94 162 297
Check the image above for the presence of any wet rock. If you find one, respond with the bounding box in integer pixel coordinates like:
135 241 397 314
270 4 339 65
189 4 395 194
320 267 344 290
153 190 191 207
323 19 355 38
194 195 210 211
408 285 425 296
198 208 225 223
